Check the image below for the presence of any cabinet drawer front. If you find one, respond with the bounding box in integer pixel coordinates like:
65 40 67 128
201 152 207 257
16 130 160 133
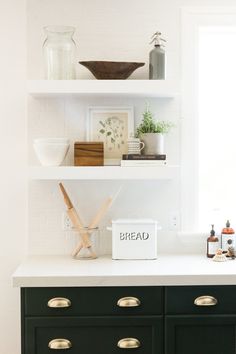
23 286 163 316
25 316 163 354
166 286 236 314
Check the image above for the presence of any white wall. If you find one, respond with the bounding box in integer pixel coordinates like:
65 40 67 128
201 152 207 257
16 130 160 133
1 0 236 353
0 1 27 353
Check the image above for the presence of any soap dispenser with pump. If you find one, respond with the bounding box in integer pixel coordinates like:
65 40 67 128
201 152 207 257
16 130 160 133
207 224 219 258
221 220 235 253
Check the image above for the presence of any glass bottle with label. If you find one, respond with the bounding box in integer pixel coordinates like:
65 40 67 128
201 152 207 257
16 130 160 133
207 224 219 258
221 220 235 253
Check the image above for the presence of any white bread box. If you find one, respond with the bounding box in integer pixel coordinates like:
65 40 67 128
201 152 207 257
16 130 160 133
110 219 159 260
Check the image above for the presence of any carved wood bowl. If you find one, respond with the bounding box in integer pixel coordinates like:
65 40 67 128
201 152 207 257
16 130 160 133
79 61 145 80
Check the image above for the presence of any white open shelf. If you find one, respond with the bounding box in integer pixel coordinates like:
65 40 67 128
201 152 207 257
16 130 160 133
27 80 178 98
29 165 179 180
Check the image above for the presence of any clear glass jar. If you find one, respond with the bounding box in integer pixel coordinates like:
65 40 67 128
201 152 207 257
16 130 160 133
76 227 100 260
43 26 76 80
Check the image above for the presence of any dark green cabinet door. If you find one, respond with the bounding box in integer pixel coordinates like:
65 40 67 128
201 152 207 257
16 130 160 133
166 315 236 354
25 316 163 354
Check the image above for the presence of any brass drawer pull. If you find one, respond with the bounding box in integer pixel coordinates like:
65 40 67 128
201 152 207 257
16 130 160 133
117 338 141 349
48 339 72 350
194 295 218 306
117 297 141 307
47 297 71 308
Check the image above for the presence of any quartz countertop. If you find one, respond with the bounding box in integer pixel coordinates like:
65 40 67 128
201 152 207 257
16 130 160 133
12 254 236 287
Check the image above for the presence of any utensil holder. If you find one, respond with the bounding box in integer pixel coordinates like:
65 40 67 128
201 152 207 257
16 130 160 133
75 227 100 260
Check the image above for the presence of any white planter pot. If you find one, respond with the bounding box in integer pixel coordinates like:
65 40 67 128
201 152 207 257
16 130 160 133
141 133 164 154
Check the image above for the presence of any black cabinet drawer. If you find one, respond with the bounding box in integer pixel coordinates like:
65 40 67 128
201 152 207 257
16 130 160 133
23 286 163 316
25 316 163 354
165 286 236 314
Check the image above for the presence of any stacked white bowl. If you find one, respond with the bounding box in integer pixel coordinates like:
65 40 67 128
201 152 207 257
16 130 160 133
33 138 70 166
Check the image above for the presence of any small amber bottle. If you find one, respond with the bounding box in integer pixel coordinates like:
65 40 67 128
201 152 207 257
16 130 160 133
207 225 219 258
221 220 235 253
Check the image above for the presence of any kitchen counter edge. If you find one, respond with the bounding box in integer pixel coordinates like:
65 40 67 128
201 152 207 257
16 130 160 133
12 254 236 287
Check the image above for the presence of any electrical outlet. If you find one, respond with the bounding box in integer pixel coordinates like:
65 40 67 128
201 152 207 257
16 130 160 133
62 212 74 231
169 213 180 231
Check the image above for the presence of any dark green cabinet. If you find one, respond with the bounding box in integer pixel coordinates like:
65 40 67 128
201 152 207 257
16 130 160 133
165 315 236 354
165 286 236 354
21 286 164 354
21 285 236 354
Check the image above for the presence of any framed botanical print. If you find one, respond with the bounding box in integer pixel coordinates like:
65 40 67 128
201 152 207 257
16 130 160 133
87 106 134 165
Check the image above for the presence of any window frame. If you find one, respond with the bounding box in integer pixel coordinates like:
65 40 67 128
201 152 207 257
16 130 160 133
180 7 236 233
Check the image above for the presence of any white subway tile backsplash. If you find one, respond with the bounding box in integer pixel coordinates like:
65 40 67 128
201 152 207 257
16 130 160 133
28 176 181 255
28 232 67 255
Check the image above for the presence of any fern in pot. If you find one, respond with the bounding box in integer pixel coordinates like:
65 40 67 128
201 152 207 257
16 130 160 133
136 103 174 155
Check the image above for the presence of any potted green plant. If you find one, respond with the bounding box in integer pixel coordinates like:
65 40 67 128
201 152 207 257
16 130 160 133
136 103 173 154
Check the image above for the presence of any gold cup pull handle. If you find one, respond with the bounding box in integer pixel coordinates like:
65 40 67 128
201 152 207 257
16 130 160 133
117 297 141 307
194 295 218 306
117 338 141 349
48 339 72 350
47 297 71 308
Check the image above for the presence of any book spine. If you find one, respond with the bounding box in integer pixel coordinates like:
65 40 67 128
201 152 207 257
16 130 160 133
121 160 167 167
122 154 166 160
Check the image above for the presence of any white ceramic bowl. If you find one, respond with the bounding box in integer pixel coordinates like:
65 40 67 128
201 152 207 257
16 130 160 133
34 138 70 145
33 142 70 166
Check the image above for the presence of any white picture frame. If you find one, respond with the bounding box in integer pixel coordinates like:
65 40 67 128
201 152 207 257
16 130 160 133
87 106 134 165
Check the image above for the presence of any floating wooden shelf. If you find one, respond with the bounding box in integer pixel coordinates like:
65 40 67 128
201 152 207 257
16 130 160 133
29 165 179 180
27 80 179 98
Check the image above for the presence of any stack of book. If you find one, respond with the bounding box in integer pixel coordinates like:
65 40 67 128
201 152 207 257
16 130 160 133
120 154 167 167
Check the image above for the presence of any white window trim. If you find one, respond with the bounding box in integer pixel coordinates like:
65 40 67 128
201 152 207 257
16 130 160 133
180 7 236 233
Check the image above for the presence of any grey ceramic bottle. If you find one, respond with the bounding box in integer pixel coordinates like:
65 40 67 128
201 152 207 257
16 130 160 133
149 32 166 80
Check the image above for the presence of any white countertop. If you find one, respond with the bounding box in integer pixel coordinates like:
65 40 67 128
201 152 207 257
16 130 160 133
12 254 236 287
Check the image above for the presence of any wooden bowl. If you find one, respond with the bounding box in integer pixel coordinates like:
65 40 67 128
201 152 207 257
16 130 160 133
79 61 145 80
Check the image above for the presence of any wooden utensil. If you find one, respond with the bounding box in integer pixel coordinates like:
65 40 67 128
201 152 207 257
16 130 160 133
59 183 85 230
59 183 96 258
89 197 112 229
